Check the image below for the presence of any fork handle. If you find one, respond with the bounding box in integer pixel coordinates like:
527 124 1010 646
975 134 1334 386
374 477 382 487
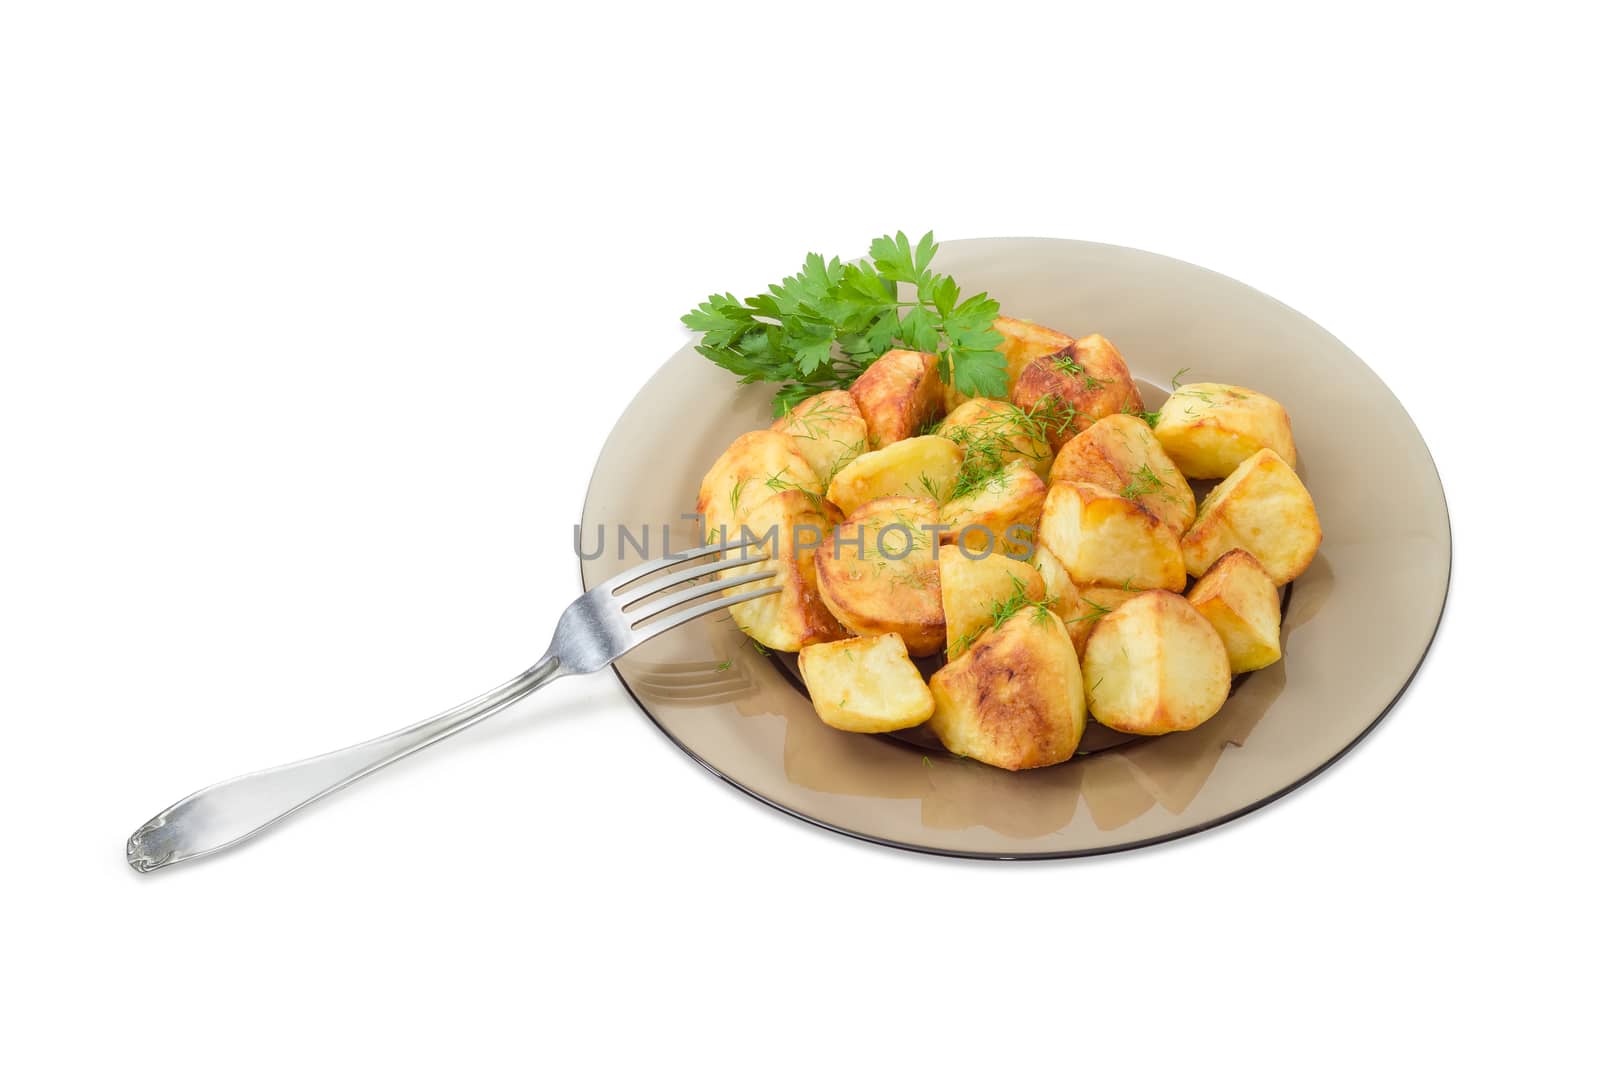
126 653 565 872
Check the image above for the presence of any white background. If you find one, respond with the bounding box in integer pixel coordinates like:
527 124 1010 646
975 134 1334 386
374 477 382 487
3 2 1595 1070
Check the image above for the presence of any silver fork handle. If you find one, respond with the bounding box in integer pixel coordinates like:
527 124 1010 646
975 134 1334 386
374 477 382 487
126 653 565 872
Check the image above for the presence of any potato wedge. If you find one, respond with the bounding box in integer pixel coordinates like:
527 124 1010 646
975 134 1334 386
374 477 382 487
797 633 935 733
939 553 1046 658
1009 334 1144 449
1062 584 1148 655
1038 481 1186 591
771 390 869 487
938 397 1054 478
1081 590 1231 735
816 496 944 656
1049 414 1196 532
722 490 847 652
996 316 1076 380
929 609 1086 770
939 460 1047 557
1154 382 1297 478
1187 549 1282 673
696 429 822 541
1030 543 1080 619
825 435 963 516
849 349 945 449
1181 448 1321 585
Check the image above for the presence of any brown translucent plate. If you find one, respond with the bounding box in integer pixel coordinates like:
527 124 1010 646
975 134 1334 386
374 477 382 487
578 237 1450 859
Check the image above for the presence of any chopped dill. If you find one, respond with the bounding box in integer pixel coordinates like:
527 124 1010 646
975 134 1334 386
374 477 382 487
1120 464 1176 503
947 575 1053 658
782 398 852 442
763 466 825 508
1121 401 1161 429
824 439 865 486
1052 349 1103 390
988 576 1053 630
942 399 1071 502
715 659 733 671
1171 367 1190 390
1063 598 1111 626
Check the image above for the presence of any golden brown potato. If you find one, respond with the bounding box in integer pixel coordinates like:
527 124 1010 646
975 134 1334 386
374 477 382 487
939 553 1046 658
825 435 963 516
815 496 944 656
1081 590 1231 735
1187 549 1282 673
797 633 935 733
720 490 847 652
939 460 1047 557
1009 334 1144 449
1030 543 1080 619
771 390 870 487
696 429 821 542
1049 414 1196 532
1061 584 1148 655
1181 448 1321 585
1038 481 1186 591
937 397 1055 478
996 316 1076 380
1154 383 1297 478
929 609 1086 770
849 349 945 449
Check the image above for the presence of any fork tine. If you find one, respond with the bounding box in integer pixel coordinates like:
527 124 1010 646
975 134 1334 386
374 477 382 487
614 552 771 605
628 585 783 645
627 570 780 626
600 535 762 592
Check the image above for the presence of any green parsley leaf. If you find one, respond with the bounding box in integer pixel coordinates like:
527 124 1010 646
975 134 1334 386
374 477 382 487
682 232 1008 416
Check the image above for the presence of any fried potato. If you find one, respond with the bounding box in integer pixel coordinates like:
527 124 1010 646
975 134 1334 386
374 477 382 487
938 397 1054 478
771 390 869 487
1186 549 1282 673
943 317 1077 411
1181 448 1321 585
939 460 1047 557
929 609 1086 770
1081 590 1231 735
825 435 963 516
1030 543 1080 619
797 633 935 733
849 349 945 449
1038 481 1186 591
1009 334 1144 449
1154 382 1298 478
696 429 821 541
996 316 1076 379
1050 414 1196 532
816 496 944 656
720 490 847 652
1062 584 1148 655
939 553 1046 658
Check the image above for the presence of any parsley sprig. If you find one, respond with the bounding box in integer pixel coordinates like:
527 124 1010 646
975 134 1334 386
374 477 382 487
682 232 1008 417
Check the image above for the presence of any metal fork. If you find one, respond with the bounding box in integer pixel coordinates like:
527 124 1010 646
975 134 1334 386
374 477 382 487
125 537 777 873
